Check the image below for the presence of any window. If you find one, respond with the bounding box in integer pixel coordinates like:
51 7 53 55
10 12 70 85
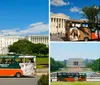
51 73 57 77
5 58 12 64
25 58 34 63
0 58 3 64
15 58 24 63
63 73 66 75
74 61 78 66
58 73 62 76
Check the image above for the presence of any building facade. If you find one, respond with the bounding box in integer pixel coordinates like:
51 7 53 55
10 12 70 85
25 35 48 46
67 58 85 68
50 13 70 34
0 35 48 54
0 35 23 54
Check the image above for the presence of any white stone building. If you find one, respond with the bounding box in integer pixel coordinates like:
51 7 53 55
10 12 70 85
50 13 70 34
0 35 48 54
0 35 24 54
67 58 85 68
25 35 48 46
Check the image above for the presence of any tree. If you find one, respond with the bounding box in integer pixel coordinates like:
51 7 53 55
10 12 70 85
86 62 93 68
50 57 65 72
50 58 57 72
92 58 100 72
8 39 33 55
86 58 100 72
82 5 100 40
8 40 48 56
82 5 100 22
32 44 48 55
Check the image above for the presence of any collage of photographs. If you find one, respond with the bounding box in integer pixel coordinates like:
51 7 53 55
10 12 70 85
0 0 100 85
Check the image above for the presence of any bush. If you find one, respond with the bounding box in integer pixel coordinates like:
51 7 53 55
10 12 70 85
37 74 49 85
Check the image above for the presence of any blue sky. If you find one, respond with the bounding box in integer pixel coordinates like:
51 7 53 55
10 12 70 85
51 0 100 20
50 43 100 60
0 0 49 36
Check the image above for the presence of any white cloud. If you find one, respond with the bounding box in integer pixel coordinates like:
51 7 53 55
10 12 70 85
0 22 48 36
51 0 70 6
29 22 43 27
79 11 84 14
50 12 54 15
80 19 89 22
70 6 80 12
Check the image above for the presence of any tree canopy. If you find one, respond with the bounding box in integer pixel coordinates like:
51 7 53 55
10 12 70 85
82 5 100 22
86 58 100 72
50 57 65 72
8 39 48 57
91 58 100 72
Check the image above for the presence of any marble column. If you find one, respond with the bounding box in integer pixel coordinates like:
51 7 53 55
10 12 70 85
63 19 65 33
55 18 57 34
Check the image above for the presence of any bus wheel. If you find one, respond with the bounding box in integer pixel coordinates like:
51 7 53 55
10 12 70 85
16 72 21 78
84 37 89 41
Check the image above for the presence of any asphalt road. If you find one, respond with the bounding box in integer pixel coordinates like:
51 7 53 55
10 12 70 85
0 77 40 85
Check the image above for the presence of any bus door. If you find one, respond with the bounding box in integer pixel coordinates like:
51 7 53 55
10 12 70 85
25 58 35 76
19 58 35 76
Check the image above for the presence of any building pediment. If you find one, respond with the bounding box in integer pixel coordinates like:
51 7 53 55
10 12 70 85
51 13 70 20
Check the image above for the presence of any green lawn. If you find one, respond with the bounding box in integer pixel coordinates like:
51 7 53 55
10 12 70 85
51 82 100 85
36 58 48 64
36 58 48 68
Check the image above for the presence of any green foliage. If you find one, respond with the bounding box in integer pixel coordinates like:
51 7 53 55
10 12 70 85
86 58 100 72
37 74 49 85
50 57 65 72
92 58 100 72
86 62 93 68
8 40 48 57
82 5 100 22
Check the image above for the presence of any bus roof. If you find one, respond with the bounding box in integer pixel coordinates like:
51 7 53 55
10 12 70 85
51 72 79 74
0 56 36 58
19 56 36 58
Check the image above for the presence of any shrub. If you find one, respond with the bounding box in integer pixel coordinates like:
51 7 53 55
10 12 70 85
37 74 49 85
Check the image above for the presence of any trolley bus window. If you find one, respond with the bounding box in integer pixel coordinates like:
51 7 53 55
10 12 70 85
2 58 6 64
58 73 62 76
0 58 3 64
25 58 34 63
63 72 66 75
51 73 57 77
5 58 12 64
15 58 24 63
0 58 15 64
15 58 21 63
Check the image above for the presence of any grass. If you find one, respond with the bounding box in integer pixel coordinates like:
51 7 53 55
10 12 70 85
36 58 48 69
51 82 100 85
36 58 48 65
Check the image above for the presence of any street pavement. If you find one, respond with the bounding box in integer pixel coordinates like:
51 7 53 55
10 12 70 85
50 34 66 41
0 76 40 85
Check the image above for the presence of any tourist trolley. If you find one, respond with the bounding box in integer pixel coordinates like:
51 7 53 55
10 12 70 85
0 56 36 77
51 72 86 82
65 20 100 41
